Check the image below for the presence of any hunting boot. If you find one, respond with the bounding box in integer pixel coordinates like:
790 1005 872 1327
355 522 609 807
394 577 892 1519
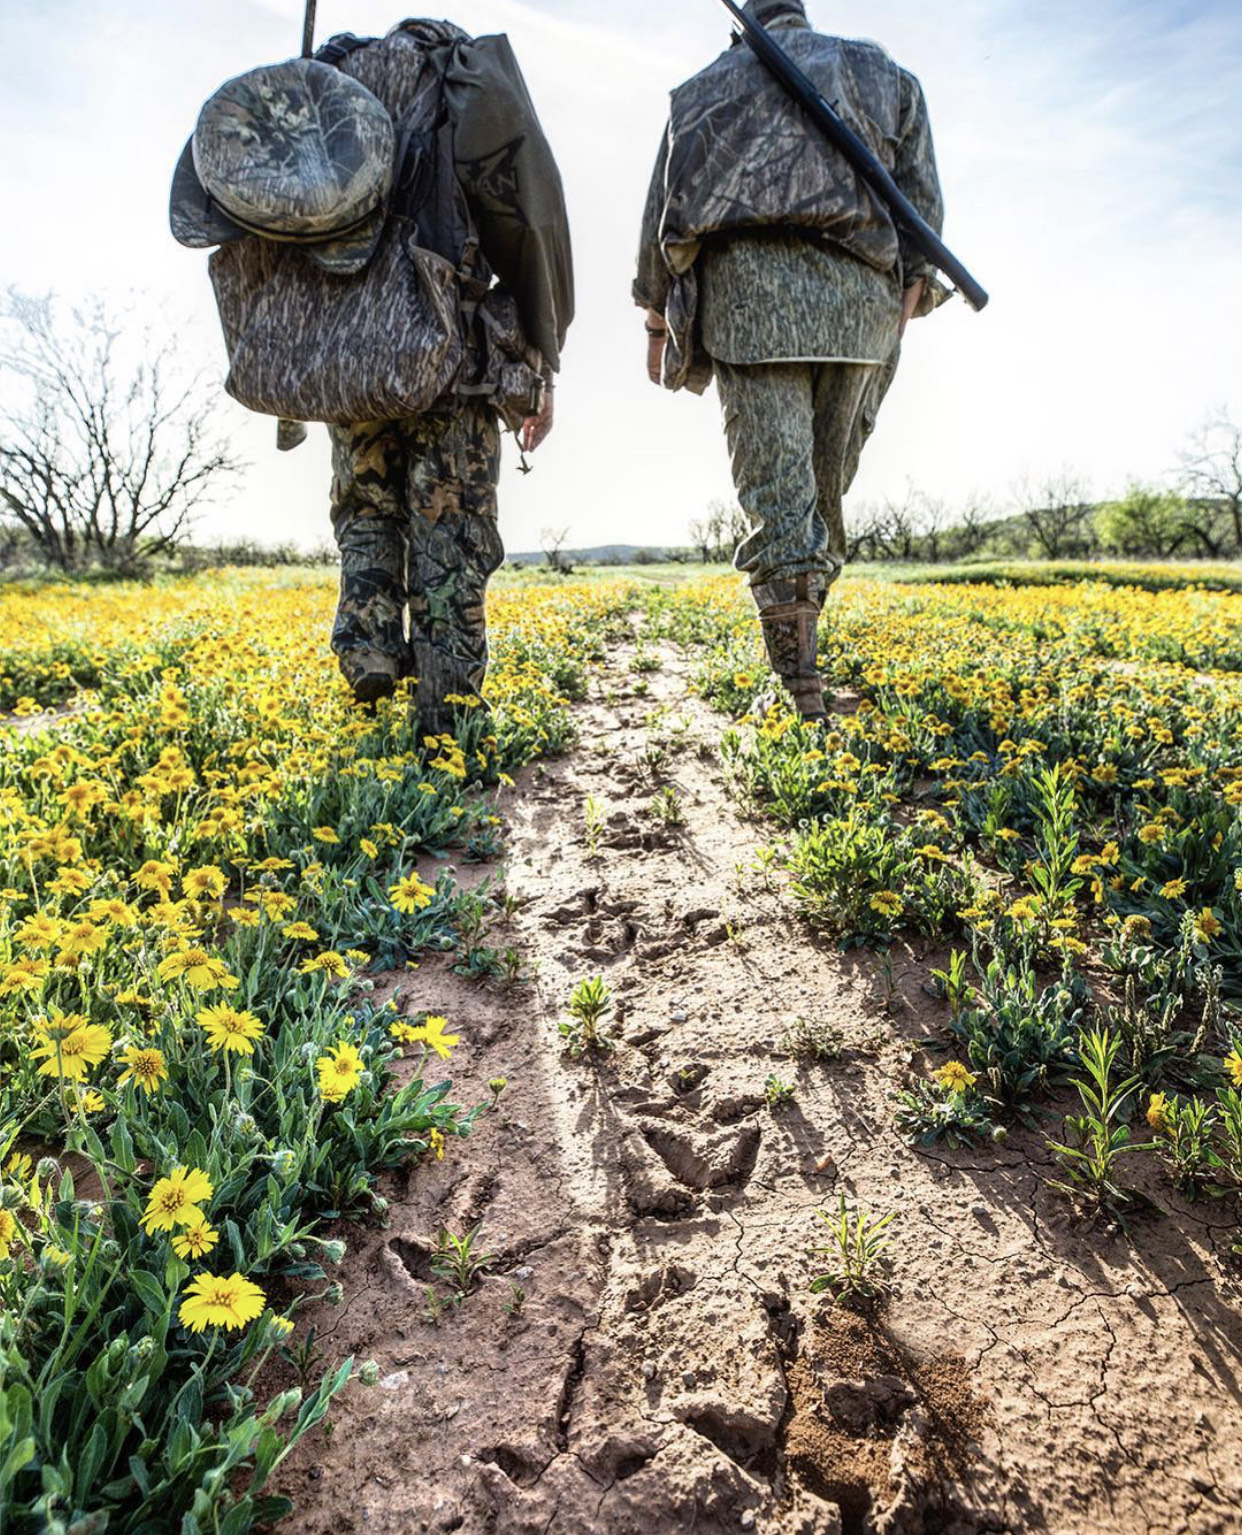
350 656 401 708
753 574 830 725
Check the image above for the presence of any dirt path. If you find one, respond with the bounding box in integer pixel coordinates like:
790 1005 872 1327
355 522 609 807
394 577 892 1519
277 640 1242 1535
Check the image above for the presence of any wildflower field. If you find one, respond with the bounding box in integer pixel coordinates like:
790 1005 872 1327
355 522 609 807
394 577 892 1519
1 562 1240 1533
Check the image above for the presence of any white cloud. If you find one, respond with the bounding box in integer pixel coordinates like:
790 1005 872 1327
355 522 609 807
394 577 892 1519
1 0 1237 553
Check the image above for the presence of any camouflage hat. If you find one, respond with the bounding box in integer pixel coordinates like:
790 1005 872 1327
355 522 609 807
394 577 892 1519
170 59 395 276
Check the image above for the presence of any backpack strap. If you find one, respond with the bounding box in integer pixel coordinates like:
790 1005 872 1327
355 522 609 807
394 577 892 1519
314 33 376 67
313 33 471 270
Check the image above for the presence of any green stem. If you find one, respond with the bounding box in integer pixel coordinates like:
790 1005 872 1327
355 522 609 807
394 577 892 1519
54 1039 71 1135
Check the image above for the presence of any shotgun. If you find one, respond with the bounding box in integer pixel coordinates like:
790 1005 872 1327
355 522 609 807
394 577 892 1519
302 0 318 58
717 0 989 312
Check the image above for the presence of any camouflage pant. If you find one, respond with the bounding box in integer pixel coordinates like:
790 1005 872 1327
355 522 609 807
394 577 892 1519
716 349 899 590
328 404 502 728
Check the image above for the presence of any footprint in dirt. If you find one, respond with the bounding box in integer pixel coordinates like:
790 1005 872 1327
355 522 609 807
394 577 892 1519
616 1099 762 1217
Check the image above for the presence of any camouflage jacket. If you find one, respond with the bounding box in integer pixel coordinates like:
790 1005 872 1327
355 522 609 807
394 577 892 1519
698 233 901 367
333 20 574 373
634 16 943 390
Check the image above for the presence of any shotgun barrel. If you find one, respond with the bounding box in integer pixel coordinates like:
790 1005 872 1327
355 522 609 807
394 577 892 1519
301 0 318 58
717 0 989 312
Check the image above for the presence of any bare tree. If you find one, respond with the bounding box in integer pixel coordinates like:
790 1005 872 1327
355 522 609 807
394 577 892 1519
946 497 993 560
912 492 949 564
1012 472 1094 560
846 501 890 562
1180 410 1241 555
879 494 919 562
687 516 713 565
0 291 241 574
540 526 574 574
699 498 749 563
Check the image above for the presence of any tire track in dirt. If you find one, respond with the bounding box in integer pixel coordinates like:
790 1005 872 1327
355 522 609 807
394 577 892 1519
275 636 1242 1535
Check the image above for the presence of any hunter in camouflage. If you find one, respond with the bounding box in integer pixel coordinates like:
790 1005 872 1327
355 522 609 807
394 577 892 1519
320 21 571 721
636 0 946 722
172 18 573 725
329 404 502 733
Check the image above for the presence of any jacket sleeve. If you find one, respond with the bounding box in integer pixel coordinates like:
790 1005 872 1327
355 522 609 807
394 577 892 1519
444 34 574 371
632 129 672 312
893 69 948 310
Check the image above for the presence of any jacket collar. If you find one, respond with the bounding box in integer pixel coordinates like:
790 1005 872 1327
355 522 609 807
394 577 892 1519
731 14 810 48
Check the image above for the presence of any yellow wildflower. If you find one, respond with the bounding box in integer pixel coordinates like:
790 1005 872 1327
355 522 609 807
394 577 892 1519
300 950 351 978
1194 909 1222 944
182 865 228 902
157 948 239 992
316 1042 365 1103
117 1046 169 1094
31 1016 112 1082
389 873 436 914
178 1272 266 1334
172 1221 220 1261
198 1005 265 1056
141 1166 213 1234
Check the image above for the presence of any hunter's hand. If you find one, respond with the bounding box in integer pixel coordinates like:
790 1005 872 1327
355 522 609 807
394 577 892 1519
898 280 927 340
646 308 667 386
522 392 555 454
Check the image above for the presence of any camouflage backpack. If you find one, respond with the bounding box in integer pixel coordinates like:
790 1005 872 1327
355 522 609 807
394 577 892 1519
171 28 539 427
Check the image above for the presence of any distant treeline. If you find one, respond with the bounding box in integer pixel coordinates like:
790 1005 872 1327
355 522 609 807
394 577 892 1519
679 412 1242 569
3 292 1238 580
0 526 338 580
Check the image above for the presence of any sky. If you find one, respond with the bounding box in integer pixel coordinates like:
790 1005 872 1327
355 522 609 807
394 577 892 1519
1 0 1239 554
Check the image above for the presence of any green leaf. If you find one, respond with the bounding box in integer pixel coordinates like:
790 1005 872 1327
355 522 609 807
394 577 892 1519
131 1269 170 1320
218 1499 259 1535
74 1420 107 1505
224 1218 246 1271
109 1114 137 1175
0 1436 36 1490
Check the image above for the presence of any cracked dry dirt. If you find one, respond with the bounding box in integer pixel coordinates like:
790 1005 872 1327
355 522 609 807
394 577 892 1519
274 638 1242 1535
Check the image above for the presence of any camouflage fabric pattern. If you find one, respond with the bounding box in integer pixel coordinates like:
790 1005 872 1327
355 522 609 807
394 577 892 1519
635 18 944 307
758 604 819 691
743 0 806 19
634 13 943 394
716 350 900 588
209 225 464 423
192 62 394 241
699 233 902 365
336 23 573 369
329 403 503 732
442 32 575 370
201 23 568 426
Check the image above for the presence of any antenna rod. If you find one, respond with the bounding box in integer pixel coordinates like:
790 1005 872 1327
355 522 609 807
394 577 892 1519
302 0 318 57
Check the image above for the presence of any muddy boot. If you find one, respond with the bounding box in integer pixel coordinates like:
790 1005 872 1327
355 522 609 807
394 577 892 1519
345 655 401 708
753 574 828 725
